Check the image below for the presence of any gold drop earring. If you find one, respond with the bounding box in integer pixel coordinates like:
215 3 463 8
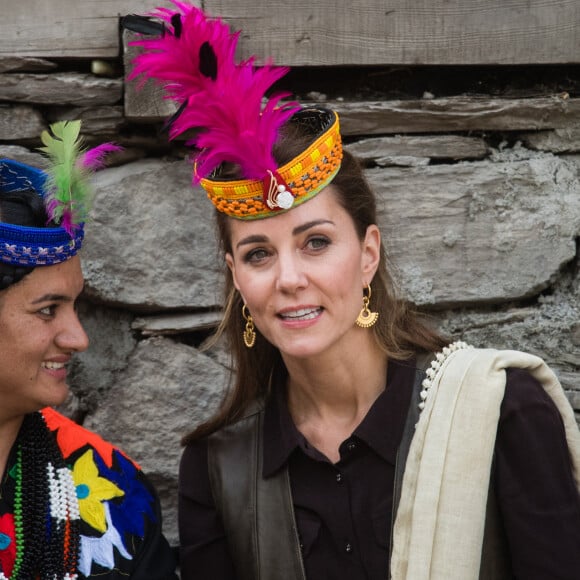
242 304 256 348
355 284 379 328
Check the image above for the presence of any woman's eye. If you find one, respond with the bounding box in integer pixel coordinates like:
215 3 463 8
38 305 56 317
244 248 270 263
306 236 330 251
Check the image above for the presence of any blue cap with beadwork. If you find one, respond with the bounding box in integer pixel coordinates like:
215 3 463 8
0 159 84 267
0 120 121 268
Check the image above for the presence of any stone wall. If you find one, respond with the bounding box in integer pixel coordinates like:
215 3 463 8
1 55 579 548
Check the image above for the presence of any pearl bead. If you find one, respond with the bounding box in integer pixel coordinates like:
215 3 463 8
417 341 472 412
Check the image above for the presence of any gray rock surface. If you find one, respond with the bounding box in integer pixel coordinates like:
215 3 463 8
371 153 580 306
82 336 228 544
83 159 224 310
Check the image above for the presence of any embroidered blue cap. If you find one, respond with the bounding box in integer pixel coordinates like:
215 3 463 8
0 159 84 267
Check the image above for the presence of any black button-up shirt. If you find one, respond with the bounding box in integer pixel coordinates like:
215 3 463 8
179 358 580 579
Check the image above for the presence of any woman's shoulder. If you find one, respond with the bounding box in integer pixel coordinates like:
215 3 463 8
500 366 563 421
180 397 266 486
39 409 176 579
40 407 142 472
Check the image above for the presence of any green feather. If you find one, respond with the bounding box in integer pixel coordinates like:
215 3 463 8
39 120 91 228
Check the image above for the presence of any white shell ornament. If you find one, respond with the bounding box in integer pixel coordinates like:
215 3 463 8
276 189 294 209
264 170 294 210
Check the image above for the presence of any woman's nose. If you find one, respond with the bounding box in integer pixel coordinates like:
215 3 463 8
57 310 90 353
275 252 308 293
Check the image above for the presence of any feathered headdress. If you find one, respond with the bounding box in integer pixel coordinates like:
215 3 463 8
0 120 121 267
39 120 122 236
124 1 343 219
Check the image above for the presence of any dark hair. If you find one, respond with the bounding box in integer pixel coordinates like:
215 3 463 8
0 189 50 290
185 117 448 442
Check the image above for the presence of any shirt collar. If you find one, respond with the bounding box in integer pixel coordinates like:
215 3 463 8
262 357 417 477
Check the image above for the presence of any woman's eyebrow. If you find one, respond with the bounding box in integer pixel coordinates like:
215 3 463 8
31 294 71 304
292 219 333 236
235 219 334 249
235 234 269 249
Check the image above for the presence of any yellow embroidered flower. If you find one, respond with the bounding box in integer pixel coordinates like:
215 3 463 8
72 449 124 533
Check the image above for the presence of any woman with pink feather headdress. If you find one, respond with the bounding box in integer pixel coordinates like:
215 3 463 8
125 3 580 579
0 122 177 579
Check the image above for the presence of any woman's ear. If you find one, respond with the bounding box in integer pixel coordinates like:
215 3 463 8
225 253 241 292
361 224 381 281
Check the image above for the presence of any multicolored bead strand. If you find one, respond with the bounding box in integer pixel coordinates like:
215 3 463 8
10 447 23 579
0 413 81 579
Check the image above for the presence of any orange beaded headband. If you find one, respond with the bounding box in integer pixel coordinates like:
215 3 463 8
125 4 343 220
199 108 343 220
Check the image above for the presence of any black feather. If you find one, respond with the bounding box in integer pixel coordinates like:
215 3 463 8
199 41 218 81
171 14 183 38
161 101 188 134
121 14 165 36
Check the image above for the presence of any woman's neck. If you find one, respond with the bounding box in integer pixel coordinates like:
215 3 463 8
284 336 388 453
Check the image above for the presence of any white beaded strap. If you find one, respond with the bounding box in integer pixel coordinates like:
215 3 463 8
419 341 472 410
47 462 81 523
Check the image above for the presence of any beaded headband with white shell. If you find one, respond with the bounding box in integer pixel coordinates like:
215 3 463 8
124 1 343 220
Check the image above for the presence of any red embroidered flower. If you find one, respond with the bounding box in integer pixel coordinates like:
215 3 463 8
0 513 16 577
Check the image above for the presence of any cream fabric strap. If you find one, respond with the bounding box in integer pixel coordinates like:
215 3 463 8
390 347 580 580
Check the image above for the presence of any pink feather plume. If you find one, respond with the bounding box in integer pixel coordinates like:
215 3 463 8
80 143 124 170
129 1 300 182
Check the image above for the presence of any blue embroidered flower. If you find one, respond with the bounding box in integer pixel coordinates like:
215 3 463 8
93 449 156 538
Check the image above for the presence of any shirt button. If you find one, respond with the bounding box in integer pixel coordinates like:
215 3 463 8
346 440 356 452
335 472 343 483
345 543 353 553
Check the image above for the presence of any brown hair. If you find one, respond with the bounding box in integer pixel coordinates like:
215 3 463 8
184 119 448 442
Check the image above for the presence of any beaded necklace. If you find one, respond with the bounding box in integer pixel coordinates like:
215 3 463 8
0 413 80 580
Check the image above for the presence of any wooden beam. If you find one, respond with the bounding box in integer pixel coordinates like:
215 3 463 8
207 0 580 65
0 1 179 58
3 1 578 64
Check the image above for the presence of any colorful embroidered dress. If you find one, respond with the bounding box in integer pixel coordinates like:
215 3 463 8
0 408 176 579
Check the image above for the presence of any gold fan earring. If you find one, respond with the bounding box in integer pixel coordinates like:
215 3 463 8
355 284 379 328
242 304 256 348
